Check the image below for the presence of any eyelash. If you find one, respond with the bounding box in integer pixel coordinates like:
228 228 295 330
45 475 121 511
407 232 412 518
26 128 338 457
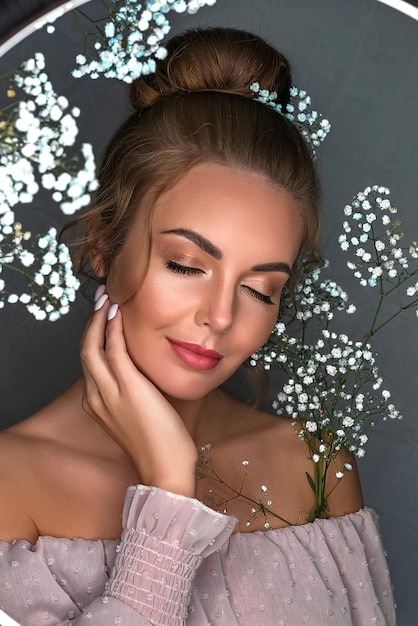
166 261 274 306
243 286 274 306
166 260 203 276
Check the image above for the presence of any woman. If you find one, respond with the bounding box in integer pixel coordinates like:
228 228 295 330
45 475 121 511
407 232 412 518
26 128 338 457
0 27 396 625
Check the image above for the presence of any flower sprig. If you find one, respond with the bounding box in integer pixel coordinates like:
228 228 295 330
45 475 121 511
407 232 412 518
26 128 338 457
340 185 417 332
0 221 79 321
1 52 97 217
250 185 416 519
0 53 97 320
250 81 331 150
73 0 217 83
197 444 292 528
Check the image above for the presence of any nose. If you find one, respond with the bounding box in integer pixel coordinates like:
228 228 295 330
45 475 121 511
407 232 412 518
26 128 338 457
194 280 235 333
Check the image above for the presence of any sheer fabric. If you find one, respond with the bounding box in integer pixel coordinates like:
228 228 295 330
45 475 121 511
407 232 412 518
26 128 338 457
0 486 396 625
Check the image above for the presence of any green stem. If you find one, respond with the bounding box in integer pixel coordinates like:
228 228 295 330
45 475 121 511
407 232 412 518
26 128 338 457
198 459 293 526
366 303 416 337
364 269 417 341
0 260 36 282
365 277 385 341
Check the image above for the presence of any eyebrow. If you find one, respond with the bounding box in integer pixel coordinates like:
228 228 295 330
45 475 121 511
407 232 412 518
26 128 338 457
161 228 222 259
251 262 291 275
160 228 291 275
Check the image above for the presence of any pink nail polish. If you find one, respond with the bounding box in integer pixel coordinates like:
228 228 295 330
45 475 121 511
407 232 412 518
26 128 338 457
107 303 119 321
94 293 109 311
94 284 106 302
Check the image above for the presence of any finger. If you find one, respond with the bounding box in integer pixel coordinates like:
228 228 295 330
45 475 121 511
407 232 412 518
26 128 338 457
80 295 117 387
103 306 157 405
81 293 110 354
81 348 116 424
94 284 106 302
79 291 109 347
103 304 137 379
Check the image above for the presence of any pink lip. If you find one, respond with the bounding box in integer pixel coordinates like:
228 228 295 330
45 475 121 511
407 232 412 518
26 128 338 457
167 339 223 371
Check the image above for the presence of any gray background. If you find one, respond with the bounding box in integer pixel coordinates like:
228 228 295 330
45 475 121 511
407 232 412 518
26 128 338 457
0 0 417 623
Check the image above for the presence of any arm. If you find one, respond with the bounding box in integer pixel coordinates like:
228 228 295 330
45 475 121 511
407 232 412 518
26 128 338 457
0 486 234 626
0 294 234 624
103 486 234 622
79 294 233 622
80 296 198 498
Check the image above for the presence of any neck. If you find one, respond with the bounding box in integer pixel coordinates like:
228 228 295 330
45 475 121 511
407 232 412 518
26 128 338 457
71 375 225 450
164 389 222 447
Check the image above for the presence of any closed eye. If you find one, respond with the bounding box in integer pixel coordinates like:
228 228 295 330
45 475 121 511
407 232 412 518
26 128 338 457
167 260 275 304
243 285 274 306
166 260 204 276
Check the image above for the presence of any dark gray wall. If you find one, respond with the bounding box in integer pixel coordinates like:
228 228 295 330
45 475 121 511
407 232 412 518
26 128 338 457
0 1 417 623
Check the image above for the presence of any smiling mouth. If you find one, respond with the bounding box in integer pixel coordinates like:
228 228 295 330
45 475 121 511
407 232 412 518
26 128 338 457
167 339 223 371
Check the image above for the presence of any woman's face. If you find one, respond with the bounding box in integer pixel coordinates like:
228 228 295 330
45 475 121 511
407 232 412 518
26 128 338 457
106 163 303 401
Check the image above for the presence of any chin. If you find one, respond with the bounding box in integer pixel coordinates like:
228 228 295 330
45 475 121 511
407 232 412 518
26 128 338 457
156 378 221 402
141 365 233 403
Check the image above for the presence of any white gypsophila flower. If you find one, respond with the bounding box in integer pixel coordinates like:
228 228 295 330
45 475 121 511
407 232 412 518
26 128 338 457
0 220 80 320
19 251 35 267
73 0 217 83
2 54 97 218
339 185 416 290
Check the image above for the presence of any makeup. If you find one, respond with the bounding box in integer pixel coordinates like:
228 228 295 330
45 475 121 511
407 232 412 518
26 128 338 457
167 338 223 371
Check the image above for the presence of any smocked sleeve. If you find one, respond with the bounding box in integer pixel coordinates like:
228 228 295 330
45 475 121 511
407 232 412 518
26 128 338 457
0 485 235 626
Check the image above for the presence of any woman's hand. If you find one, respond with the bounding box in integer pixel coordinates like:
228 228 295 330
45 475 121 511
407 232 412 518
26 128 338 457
79 289 198 498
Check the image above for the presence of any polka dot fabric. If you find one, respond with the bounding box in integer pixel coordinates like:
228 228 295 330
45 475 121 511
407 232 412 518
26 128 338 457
0 487 395 625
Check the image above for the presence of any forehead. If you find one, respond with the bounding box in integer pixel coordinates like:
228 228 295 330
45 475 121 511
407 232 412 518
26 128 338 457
151 163 303 255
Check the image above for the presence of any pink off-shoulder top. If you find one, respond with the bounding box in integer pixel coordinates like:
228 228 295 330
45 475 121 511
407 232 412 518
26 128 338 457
0 486 396 625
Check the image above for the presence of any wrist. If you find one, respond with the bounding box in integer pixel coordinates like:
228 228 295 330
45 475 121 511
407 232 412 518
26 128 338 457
149 475 197 499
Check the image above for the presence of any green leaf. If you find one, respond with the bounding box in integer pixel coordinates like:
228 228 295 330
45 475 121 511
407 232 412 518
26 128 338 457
305 471 317 496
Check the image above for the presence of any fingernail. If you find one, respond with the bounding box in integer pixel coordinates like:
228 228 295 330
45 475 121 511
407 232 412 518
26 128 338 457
94 293 109 311
94 284 106 302
107 303 119 321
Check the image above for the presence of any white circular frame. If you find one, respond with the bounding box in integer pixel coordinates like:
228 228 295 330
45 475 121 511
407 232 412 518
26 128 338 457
0 0 91 57
376 0 418 19
0 0 417 59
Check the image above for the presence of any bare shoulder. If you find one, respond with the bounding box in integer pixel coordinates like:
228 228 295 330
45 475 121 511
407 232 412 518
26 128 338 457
0 382 139 543
197 400 316 529
198 394 363 531
0 421 41 542
249 408 364 521
0 410 80 542
323 446 364 518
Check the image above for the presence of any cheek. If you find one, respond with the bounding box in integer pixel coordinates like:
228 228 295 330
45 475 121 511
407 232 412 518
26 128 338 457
120 270 183 331
105 248 148 305
255 317 276 349
235 307 279 359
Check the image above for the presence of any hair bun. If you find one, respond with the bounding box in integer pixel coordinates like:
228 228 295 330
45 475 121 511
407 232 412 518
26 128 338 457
129 27 292 109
